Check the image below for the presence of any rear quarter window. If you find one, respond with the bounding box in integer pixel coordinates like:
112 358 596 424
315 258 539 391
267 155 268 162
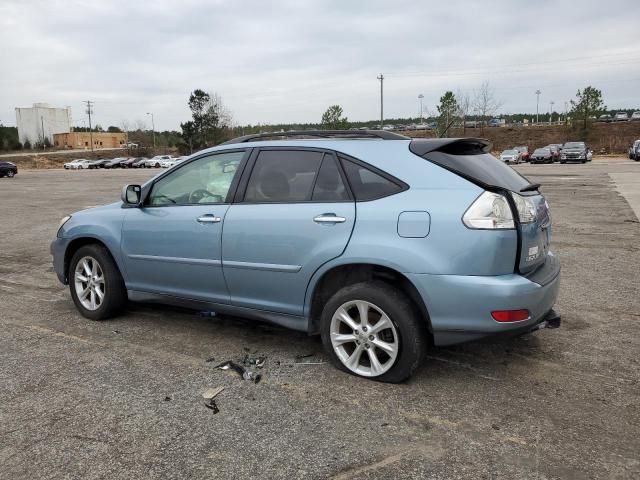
339 157 406 201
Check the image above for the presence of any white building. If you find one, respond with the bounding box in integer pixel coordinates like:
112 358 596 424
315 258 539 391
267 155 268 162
15 103 71 145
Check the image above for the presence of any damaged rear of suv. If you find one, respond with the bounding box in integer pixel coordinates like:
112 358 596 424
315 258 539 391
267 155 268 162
51 131 560 383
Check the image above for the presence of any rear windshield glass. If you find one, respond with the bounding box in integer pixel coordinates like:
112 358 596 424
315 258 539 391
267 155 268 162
423 151 531 192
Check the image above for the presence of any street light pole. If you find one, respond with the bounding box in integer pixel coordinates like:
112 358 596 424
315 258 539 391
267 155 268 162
418 94 424 124
146 112 156 148
377 74 384 129
549 101 554 125
535 90 541 124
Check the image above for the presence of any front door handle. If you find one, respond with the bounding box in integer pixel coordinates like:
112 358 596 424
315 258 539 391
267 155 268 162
197 214 222 224
314 214 346 224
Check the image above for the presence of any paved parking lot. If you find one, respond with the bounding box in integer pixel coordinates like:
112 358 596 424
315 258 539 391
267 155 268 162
1 162 639 479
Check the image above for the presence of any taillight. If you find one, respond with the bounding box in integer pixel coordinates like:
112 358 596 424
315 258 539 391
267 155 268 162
491 309 530 322
511 192 536 223
462 191 514 229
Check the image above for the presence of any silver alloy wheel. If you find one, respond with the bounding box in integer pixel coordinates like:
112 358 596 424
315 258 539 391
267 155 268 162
7 171 14 177
330 300 399 377
74 256 105 311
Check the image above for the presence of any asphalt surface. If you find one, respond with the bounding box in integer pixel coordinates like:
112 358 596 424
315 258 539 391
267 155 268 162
1 161 639 479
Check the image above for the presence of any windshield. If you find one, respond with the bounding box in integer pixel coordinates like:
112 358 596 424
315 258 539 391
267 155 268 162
534 149 550 154
564 142 584 148
514 146 528 152
502 150 517 155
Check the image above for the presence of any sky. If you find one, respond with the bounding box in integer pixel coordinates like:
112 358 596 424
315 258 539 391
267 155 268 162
1 0 639 131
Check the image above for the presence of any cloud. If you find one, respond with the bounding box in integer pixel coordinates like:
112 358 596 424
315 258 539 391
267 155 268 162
1 0 639 130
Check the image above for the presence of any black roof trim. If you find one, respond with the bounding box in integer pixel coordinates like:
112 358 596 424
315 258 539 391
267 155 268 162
220 129 409 145
408 138 492 156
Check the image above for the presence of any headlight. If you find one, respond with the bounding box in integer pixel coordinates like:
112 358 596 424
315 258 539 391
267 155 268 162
511 193 536 223
463 191 514 229
59 215 71 229
561 154 566 159
57 215 72 237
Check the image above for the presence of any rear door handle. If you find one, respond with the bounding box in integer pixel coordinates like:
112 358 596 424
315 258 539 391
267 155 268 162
314 214 346 224
197 214 222 224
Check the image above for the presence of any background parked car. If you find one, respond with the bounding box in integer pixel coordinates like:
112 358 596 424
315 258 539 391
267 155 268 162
545 145 561 162
103 158 126 169
0 161 18 178
530 147 553 164
64 159 87 169
131 157 149 168
513 145 530 162
630 111 640 121
145 155 173 168
561 142 591 163
597 114 612 123
499 149 521 164
88 159 110 169
75 160 93 169
119 157 138 168
628 140 640 160
613 112 629 122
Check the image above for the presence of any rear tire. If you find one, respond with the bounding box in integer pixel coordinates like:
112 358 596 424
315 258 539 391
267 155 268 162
7 171 14 178
320 281 426 383
69 244 127 320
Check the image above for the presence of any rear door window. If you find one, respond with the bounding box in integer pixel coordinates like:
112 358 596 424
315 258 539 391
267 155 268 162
311 155 350 201
244 150 323 203
339 157 404 201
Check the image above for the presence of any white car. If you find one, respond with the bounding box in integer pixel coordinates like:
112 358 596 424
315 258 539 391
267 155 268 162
630 111 640 122
75 160 94 169
161 156 188 168
64 159 87 169
145 155 173 168
500 149 521 164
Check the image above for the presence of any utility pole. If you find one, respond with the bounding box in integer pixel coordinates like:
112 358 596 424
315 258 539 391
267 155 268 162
549 101 554 125
418 94 424 123
564 101 569 123
535 90 541 124
377 74 384 129
146 112 156 148
84 100 94 151
40 116 45 150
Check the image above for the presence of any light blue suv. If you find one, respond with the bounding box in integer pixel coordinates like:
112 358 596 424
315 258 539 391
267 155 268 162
51 131 561 382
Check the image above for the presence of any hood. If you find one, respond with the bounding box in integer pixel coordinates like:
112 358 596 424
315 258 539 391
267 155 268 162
71 201 122 218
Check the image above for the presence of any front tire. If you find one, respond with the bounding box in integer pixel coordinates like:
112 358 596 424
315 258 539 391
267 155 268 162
320 281 426 383
7 171 14 178
69 244 127 320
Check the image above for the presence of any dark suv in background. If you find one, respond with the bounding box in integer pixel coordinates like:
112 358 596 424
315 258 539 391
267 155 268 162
0 161 18 178
561 142 591 163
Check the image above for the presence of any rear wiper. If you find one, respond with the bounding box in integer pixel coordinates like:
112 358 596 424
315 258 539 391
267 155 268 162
520 183 541 192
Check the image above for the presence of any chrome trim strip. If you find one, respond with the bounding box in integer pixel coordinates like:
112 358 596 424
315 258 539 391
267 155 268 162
127 254 222 266
222 260 301 273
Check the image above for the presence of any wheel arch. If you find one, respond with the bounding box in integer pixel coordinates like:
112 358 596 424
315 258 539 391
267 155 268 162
305 261 433 340
64 236 123 283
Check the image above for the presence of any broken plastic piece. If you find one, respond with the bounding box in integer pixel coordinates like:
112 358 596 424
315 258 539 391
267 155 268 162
202 386 225 400
204 399 220 413
216 360 262 383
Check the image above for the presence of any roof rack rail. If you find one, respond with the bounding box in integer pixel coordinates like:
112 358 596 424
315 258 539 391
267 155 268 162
220 129 409 145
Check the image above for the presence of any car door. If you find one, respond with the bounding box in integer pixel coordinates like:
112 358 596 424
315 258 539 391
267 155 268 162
121 149 248 303
222 148 355 315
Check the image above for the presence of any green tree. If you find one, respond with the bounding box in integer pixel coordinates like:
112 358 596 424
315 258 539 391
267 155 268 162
107 126 122 133
188 89 232 146
437 91 459 136
180 120 198 154
321 105 349 129
570 86 606 130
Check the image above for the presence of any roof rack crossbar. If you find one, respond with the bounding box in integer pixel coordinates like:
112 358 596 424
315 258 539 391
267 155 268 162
220 129 409 145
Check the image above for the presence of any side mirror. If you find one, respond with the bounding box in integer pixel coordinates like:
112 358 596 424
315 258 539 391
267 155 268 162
121 184 141 206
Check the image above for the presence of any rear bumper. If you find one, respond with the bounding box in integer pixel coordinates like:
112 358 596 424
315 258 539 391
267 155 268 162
407 253 560 346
